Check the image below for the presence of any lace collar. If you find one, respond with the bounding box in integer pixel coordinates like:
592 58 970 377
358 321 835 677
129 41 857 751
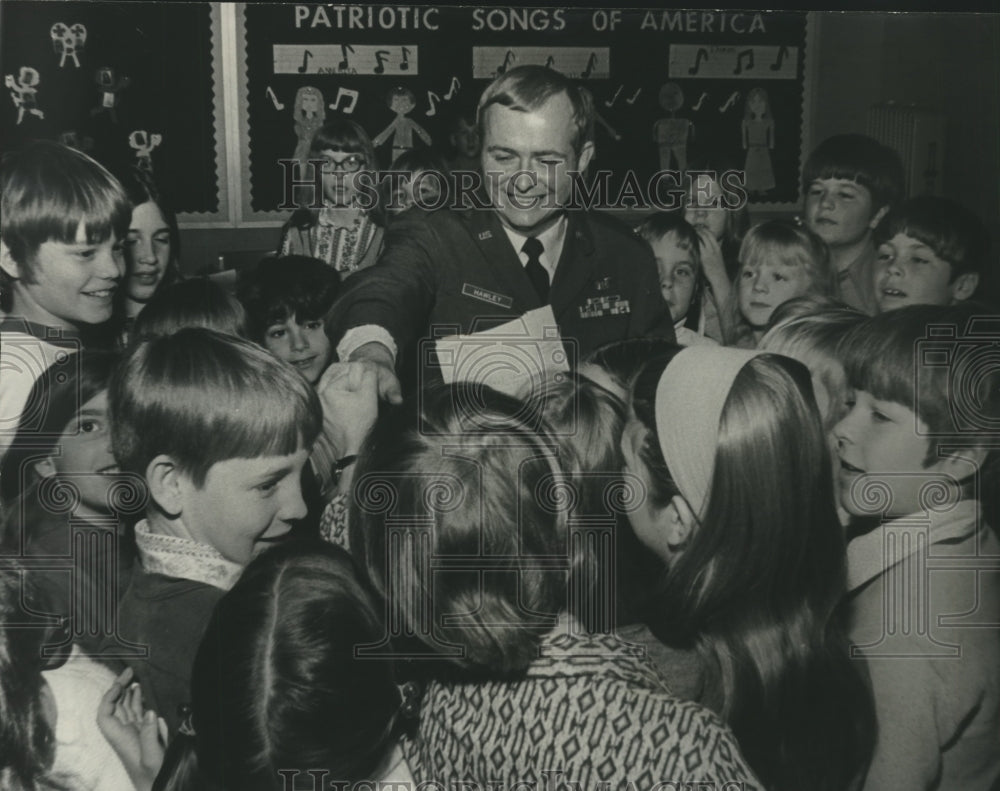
135 519 243 591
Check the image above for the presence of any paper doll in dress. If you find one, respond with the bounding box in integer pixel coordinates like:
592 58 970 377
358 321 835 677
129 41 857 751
292 86 326 165
372 87 431 163
653 82 693 173
742 87 775 194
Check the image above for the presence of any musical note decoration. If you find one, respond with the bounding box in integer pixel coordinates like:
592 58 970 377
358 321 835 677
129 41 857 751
496 50 515 76
329 87 358 114
581 52 597 79
691 92 708 112
374 50 390 75
426 90 442 117
297 49 313 74
266 86 285 111
771 45 788 71
719 91 740 113
444 76 461 101
338 44 355 72
400 47 411 71
688 48 708 76
605 84 623 108
626 87 642 105
734 49 754 76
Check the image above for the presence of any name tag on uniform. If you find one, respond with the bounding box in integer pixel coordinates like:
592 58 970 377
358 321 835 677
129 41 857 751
579 295 631 319
462 283 513 309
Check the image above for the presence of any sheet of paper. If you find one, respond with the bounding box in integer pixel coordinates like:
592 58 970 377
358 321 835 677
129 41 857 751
435 306 569 398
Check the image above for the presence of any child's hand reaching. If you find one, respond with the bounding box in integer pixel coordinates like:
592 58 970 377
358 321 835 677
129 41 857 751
695 227 731 298
317 361 380 457
97 667 167 791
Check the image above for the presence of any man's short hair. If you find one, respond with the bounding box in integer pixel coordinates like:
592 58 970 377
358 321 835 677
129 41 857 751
477 65 595 156
802 134 905 213
110 327 322 486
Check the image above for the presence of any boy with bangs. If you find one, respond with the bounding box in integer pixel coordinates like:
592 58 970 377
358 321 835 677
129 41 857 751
802 134 905 315
872 195 989 313
106 327 322 733
833 303 1000 790
1 141 130 456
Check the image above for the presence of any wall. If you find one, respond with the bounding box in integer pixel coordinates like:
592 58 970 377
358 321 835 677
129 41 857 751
178 10 1000 276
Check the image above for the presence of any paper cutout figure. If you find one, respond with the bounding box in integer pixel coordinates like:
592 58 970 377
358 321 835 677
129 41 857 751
292 86 326 163
50 22 87 68
91 66 130 123
129 130 163 174
653 83 692 172
742 87 775 194
372 87 432 159
5 67 44 124
328 86 358 114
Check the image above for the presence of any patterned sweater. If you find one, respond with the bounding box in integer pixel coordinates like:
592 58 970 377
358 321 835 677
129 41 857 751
403 626 761 790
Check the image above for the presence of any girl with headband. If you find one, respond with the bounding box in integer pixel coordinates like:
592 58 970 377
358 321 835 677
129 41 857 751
620 345 875 791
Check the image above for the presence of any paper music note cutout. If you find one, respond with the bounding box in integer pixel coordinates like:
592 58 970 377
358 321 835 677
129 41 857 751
297 49 313 74
497 50 515 75
596 113 621 142
605 84 623 108
338 44 355 71
734 49 754 75
692 91 708 111
265 86 285 111
719 91 739 113
688 48 708 75
425 90 442 117
374 50 390 75
544 55 555 69
581 53 597 79
626 87 642 105
444 76 461 100
771 45 788 71
329 87 358 114
400 47 411 71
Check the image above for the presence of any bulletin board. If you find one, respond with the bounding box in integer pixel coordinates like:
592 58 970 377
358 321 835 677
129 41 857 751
237 5 813 223
0 1 229 225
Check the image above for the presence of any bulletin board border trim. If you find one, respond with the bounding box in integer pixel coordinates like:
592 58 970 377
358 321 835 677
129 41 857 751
176 2 233 228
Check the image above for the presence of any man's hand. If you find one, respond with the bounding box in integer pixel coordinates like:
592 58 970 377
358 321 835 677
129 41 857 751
349 341 403 405
316 361 380 456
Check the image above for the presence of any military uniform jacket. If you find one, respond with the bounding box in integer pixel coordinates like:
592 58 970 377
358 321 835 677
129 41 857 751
332 207 674 367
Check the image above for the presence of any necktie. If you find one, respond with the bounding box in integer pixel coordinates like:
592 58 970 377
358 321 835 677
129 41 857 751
522 236 549 303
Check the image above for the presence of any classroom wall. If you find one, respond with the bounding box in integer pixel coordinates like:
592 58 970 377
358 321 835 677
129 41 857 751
178 10 1000 276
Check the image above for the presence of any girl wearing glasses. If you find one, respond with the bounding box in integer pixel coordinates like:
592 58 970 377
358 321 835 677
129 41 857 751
280 119 385 277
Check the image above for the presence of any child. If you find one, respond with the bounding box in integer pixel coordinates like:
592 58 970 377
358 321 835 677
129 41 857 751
833 303 1000 790
384 148 449 216
279 119 385 277
802 134 905 315
350 383 762 787
621 345 875 791
872 195 989 313
111 165 181 344
1 141 129 455
0 567 133 791
1 350 135 655
635 212 718 346
729 219 832 347
106 327 322 734
130 278 248 343
100 542 415 791
238 255 344 506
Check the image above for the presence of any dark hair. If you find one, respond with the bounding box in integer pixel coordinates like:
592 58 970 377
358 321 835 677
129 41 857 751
874 195 990 281
581 338 683 397
350 385 567 676
635 212 705 331
840 302 1000 466
110 328 322 487
154 542 403 790
131 278 248 343
110 165 181 272
1 141 130 311
237 256 341 344
630 352 875 791
0 568 66 790
478 65 594 156
802 134 905 212
0 350 119 509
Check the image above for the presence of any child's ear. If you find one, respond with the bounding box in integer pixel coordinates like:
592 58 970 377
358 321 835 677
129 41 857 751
868 204 891 231
949 272 979 303
32 457 57 479
665 494 698 550
0 239 22 280
145 455 184 518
